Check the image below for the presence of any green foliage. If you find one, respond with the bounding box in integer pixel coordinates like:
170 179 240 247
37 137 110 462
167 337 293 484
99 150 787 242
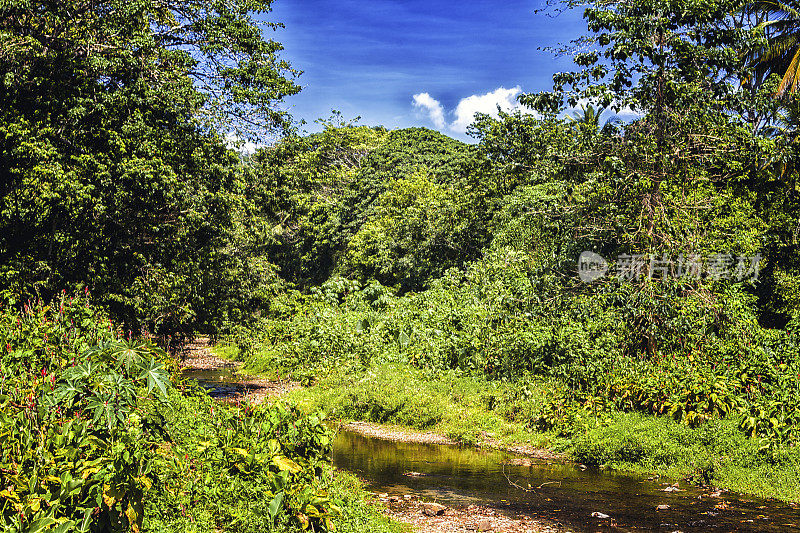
304 364 448 429
226 11 800 497
746 0 800 97
281 362 551 449
12 0 800 512
0 296 168 532
572 411 800 501
311 471 408 533
156 395 339 533
0 294 349 532
248 118 389 286
251 125 483 291
0 0 298 338
235 239 800 454
526 0 752 114
342 167 462 289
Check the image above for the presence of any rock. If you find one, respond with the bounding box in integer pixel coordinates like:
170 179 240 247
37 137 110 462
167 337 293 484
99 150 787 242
661 486 683 492
403 494 414 500
477 519 493 531
591 512 611 519
656 504 671 511
403 471 427 477
378 493 388 499
422 503 447 516
388 496 400 502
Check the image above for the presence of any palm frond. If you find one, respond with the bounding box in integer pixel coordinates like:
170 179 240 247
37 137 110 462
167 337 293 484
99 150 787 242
759 32 800 63
778 47 800 94
749 0 800 95
749 0 800 19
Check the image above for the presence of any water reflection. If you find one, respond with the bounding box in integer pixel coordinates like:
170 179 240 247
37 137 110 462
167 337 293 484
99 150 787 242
332 428 800 532
180 367 246 398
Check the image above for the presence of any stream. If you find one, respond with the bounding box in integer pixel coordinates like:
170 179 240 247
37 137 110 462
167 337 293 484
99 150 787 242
332 428 800 532
181 367 800 531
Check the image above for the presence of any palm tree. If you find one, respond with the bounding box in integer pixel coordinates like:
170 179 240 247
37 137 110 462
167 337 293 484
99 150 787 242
567 104 622 134
748 1 800 96
767 98 800 133
567 104 604 130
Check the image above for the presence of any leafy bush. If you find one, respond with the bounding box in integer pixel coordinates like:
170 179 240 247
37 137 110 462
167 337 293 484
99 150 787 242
238 243 800 454
0 294 341 533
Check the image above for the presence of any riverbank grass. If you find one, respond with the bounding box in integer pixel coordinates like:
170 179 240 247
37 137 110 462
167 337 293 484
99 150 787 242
276 359 800 503
282 363 553 449
574 412 800 502
212 341 800 503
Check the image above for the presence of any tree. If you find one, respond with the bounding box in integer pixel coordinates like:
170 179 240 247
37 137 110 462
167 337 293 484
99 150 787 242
0 0 300 336
526 0 750 114
747 0 800 96
250 126 482 291
522 0 759 242
250 118 389 286
567 104 604 130
502 0 780 357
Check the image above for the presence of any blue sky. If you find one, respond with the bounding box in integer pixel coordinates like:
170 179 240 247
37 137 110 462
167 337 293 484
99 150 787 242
265 0 586 141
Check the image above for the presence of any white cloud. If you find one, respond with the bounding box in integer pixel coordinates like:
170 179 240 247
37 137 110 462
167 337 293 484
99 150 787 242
450 86 527 133
412 92 447 129
224 132 264 154
412 86 537 135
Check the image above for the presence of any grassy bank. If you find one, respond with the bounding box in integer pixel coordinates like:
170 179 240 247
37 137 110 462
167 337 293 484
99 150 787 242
297 363 800 502
216 342 800 504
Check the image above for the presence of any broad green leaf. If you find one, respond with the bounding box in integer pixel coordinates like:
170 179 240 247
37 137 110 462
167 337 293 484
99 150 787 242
23 517 57 533
137 359 170 397
272 455 302 473
268 492 284 522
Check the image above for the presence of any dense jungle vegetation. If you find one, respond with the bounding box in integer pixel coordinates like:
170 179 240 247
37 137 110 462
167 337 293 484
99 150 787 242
6 0 800 530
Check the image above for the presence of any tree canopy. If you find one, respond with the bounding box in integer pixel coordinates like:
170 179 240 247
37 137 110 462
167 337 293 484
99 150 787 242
0 0 299 336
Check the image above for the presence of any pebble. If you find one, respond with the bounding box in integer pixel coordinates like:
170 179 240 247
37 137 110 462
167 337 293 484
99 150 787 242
422 502 447 516
478 518 493 531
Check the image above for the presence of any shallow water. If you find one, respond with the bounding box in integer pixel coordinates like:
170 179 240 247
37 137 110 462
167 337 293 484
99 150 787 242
180 367 246 398
332 429 800 532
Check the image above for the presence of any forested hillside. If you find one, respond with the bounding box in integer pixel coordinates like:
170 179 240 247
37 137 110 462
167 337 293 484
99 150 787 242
4 0 800 531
